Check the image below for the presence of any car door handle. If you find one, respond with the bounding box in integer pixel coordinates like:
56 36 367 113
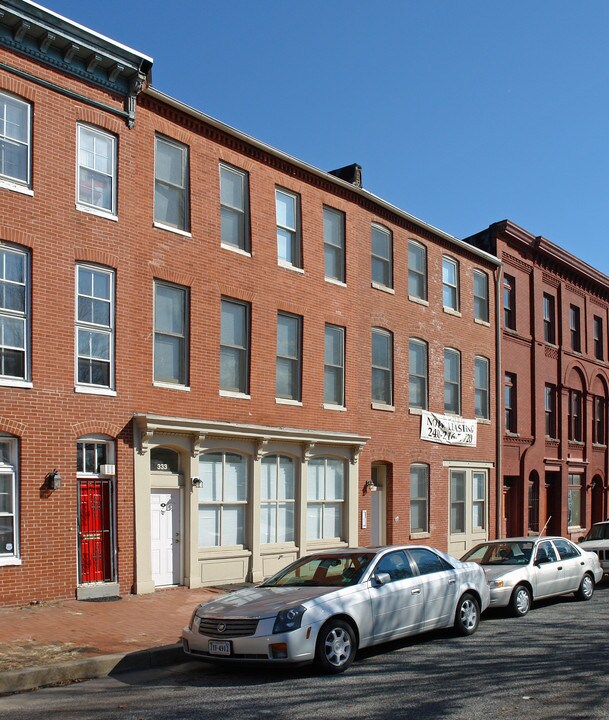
557 566 563 571
448 579 456 584
411 588 421 595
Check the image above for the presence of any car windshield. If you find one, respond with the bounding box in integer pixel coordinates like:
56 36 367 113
585 524 609 541
462 541 534 566
261 553 376 588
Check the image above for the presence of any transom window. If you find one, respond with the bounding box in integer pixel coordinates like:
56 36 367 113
371 224 392 288
372 328 393 406
154 281 188 386
307 457 345 540
76 264 114 389
324 324 345 406
76 439 110 475
198 452 247 547
444 348 461 414
154 135 189 231
260 455 295 544
150 447 180 473
276 189 301 267
0 92 31 187
0 245 28 381
323 207 345 283
77 125 116 214
473 270 489 323
409 338 428 410
276 312 301 401
220 299 249 394
408 240 427 300
220 164 249 251
442 256 459 311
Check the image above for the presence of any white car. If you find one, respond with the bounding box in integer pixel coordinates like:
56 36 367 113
579 521 609 575
462 536 603 617
182 545 490 673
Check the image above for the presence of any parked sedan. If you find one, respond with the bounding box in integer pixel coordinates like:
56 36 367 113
579 520 609 575
182 545 490 674
461 536 603 617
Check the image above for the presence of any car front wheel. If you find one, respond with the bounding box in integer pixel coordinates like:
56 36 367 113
315 619 357 674
509 584 532 617
454 593 480 636
575 573 595 601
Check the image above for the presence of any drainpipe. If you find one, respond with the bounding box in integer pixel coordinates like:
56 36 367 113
495 262 503 539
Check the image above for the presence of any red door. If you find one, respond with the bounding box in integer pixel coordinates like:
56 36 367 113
78 479 114 584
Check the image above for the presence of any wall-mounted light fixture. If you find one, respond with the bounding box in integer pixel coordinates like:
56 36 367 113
365 478 378 492
45 469 62 490
192 476 202 488
587 479 598 491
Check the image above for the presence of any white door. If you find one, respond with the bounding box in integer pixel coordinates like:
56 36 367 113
151 490 181 586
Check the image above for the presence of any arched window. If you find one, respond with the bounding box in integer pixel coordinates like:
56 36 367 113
150 447 180 474
260 455 295 544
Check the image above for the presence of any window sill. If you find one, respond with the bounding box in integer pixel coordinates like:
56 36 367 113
197 547 251 559
0 557 22 566
154 382 191 392
409 407 424 415
74 385 117 397
220 390 251 400
474 318 490 327
153 221 192 238
443 307 462 318
505 431 520 438
0 179 33 196
592 443 607 449
409 532 430 540
324 277 346 288
276 398 303 406
476 418 491 425
408 295 429 306
76 204 118 222
371 282 395 295
221 242 251 257
371 402 395 412
0 378 32 389
278 260 304 274
323 403 346 412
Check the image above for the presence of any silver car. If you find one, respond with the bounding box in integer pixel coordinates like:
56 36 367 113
461 536 603 617
182 545 490 674
579 520 609 575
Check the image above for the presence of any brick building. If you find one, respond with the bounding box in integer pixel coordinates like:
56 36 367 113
466 220 609 540
0 0 498 606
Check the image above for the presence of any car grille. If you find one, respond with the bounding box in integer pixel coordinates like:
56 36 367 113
198 617 259 638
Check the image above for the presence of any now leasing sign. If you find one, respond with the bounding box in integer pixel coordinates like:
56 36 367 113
420 411 477 447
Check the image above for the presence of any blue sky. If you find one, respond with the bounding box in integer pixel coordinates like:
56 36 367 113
46 0 609 273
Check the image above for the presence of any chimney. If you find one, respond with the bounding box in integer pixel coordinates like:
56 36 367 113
328 163 362 188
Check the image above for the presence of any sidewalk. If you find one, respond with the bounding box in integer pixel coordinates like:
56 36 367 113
0 586 227 695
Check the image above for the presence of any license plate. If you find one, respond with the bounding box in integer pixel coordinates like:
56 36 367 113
208 640 231 656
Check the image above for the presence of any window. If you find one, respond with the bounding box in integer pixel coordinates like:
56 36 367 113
569 389 583 442
528 478 539 533
570 305 581 353
543 293 556 344
260 455 295 544
154 135 189 231
324 324 344 406
307 457 345 540
593 396 606 445
0 245 28 381
442 256 459 311
0 92 31 187
220 164 248 251
154 281 188 385
0 435 19 561
276 189 300 267
408 240 427 300
76 265 114 389
567 473 583 528
373 550 414 582
323 207 345 283
150 447 180 473
198 452 247 547
220 299 249 394
77 125 116 214
594 316 604 360
410 464 429 533
409 547 453 575
372 328 393 406
371 224 392 288
450 468 487 536
409 339 428 409
76 439 108 474
473 270 489 323
545 384 557 439
554 538 580 560
505 373 517 433
504 274 515 330
276 312 301 401
474 356 489 419
472 471 486 530
444 348 461 414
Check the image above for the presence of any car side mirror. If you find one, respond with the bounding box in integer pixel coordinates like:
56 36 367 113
372 572 391 586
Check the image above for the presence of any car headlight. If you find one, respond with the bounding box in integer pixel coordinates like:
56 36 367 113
489 580 505 589
273 605 306 633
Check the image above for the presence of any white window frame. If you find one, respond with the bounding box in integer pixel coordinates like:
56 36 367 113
0 435 20 565
372 327 393 407
76 124 117 217
442 256 459 312
276 312 302 402
220 164 249 252
220 298 250 395
444 347 461 415
154 134 189 232
323 206 345 283
408 240 427 301
276 188 301 268
410 463 429 534
474 356 489 419
0 91 31 191
154 280 189 387
260 454 296 544
306 457 345 541
0 244 30 385
371 224 393 289
473 270 489 323
409 338 428 410
75 264 115 392
324 324 345 407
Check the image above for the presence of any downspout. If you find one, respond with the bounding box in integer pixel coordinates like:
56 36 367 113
495 262 503 538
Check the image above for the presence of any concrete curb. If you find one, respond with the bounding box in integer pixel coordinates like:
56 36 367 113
0 643 185 696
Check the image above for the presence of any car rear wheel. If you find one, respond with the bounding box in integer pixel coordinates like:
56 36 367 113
315 619 357 674
454 593 480 636
575 573 595 601
509 584 532 617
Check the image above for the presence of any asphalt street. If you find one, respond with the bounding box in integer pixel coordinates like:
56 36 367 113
2 583 608 720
